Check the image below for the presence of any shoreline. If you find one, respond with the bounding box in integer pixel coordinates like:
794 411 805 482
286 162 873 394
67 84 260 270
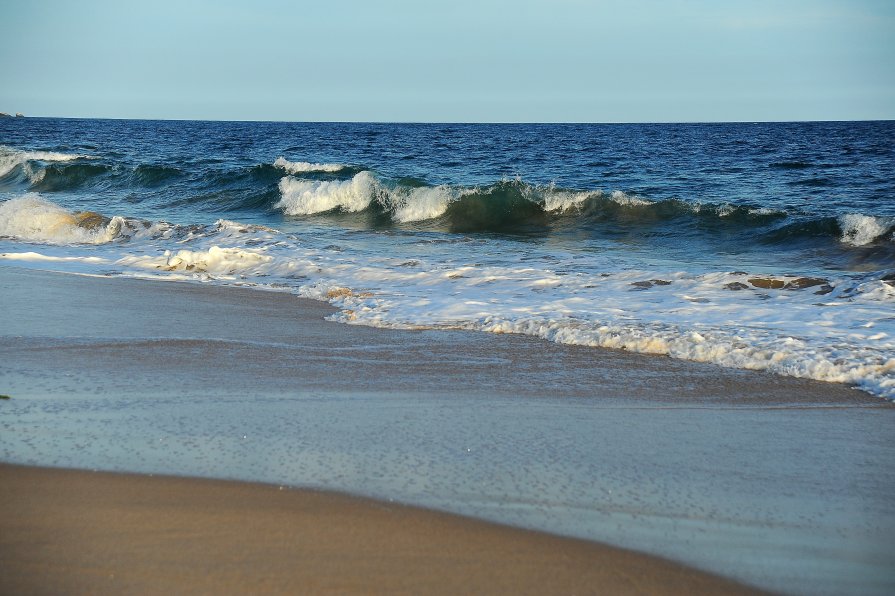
0 462 760 595
2 264 893 594
1 264 884 406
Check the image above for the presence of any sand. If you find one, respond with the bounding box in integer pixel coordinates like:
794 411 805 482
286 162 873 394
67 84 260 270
1 265 893 595
0 463 761 595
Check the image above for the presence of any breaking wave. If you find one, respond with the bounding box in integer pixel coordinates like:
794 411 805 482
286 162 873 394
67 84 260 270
0 194 169 245
273 157 348 173
276 171 380 215
272 170 895 246
0 145 95 182
2 194 893 400
5 145 892 251
838 213 895 246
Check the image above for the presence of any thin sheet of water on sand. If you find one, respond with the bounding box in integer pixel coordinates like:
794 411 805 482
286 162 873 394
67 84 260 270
0 266 893 595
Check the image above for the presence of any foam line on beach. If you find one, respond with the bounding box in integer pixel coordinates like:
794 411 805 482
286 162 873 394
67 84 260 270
1 194 893 400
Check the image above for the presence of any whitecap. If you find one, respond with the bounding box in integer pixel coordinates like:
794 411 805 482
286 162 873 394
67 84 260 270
0 145 93 180
0 195 121 244
275 171 377 215
273 157 346 174
838 213 895 246
389 185 458 223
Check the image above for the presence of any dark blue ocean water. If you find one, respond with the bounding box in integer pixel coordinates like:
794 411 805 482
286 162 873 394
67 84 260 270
0 118 893 398
1 118 893 271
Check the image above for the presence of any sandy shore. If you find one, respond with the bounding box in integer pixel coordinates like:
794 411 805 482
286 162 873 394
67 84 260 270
0 463 761 595
1 265 893 595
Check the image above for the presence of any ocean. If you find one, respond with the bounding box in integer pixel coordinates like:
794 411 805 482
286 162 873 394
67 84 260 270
1 118 893 399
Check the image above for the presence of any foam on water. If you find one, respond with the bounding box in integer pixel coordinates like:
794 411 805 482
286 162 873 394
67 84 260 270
0 145 93 181
0 251 110 263
119 246 273 275
0 194 179 245
387 184 460 222
543 188 652 212
273 170 658 224
276 171 377 215
838 213 895 246
273 157 347 173
270 169 799 235
4 195 890 400
0 195 129 244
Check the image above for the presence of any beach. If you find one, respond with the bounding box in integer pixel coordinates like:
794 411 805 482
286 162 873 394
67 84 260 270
2 0 894 590
0 463 759 595
2 264 893 595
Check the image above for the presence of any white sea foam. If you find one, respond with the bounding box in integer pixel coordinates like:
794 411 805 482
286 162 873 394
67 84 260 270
0 251 109 263
3 197 893 401
609 190 652 207
273 157 346 173
389 185 458 223
542 188 651 212
276 171 377 215
0 145 92 180
542 188 595 211
838 214 895 246
318 267 895 399
0 195 121 244
0 195 173 245
119 246 273 275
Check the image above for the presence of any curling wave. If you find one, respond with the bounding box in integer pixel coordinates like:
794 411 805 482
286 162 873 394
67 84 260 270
0 145 95 183
273 171 790 231
0 194 169 245
272 170 895 247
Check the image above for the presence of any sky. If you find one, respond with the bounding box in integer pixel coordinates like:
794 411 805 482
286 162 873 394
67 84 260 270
1 0 893 122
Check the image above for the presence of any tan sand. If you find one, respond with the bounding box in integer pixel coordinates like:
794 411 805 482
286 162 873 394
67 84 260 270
0 463 761 595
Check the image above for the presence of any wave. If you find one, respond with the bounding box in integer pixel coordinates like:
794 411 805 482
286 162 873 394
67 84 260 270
2 153 286 216
273 171 790 231
273 157 347 174
5 148 892 251
276 171 379 215
2 195 892 400
132 164 186 187
0 194 169 245
0 145 94 182
764 214 894 247
271 170 895 246
838 214 895 246
30 162 114 191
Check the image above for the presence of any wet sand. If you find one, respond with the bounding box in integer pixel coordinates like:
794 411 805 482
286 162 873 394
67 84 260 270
0 463 760 595
1 265 893 595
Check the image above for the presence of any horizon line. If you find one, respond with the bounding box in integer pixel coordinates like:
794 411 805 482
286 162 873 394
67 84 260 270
4 114 894 126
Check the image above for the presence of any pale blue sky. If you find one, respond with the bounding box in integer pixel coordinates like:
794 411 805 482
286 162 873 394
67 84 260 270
2 0 893 122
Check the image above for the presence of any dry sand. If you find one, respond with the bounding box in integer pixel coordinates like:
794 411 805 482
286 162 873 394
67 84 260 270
0 463 761 595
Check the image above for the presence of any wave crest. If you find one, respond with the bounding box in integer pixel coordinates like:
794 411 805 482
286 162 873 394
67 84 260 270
0 195 167 245
275 171 379 215
386 184 460 223
0 145 94 181
273 171 791 233
0 195 119 244
273 157 347 174
838 214 895 246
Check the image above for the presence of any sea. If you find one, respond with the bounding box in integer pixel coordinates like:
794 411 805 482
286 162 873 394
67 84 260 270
1 118 893 399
